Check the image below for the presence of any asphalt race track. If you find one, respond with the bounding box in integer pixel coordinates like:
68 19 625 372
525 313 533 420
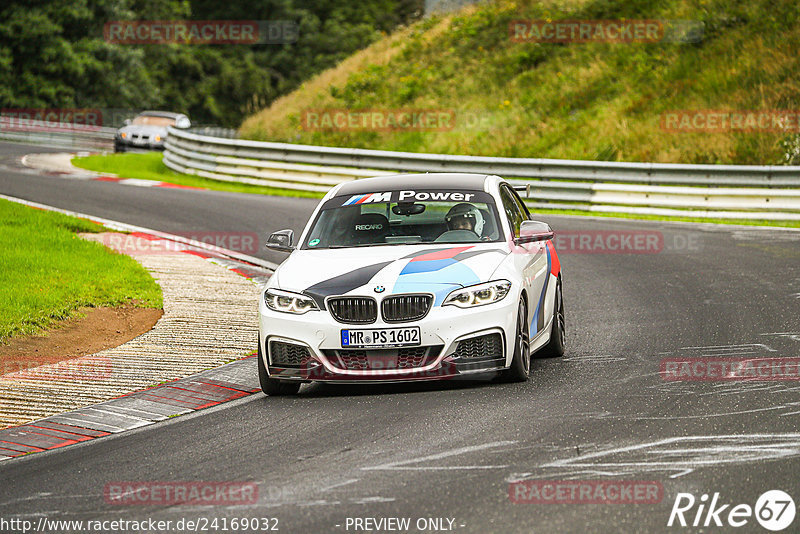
0 142 317 266
1 141 800 533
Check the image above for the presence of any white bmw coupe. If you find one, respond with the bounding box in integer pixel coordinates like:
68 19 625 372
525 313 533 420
258 173 564 395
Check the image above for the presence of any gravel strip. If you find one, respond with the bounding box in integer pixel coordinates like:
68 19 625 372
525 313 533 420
0 236 261 429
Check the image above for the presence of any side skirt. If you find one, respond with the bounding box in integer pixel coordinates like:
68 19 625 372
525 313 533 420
529 315 553 355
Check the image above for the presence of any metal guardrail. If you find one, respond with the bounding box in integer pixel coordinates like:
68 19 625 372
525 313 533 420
0 119 115 151
163 126 800 220
187 126 239 139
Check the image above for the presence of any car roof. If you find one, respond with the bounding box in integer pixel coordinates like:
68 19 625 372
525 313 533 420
137 110 186 119
335 173 493 196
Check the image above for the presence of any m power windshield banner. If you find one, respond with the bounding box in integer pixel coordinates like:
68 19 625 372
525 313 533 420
326 190 494 209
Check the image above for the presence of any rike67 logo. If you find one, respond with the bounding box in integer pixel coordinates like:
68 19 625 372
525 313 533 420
668 490 796 531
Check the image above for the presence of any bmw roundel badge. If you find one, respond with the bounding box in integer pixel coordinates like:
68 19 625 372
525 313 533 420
374 285 385 293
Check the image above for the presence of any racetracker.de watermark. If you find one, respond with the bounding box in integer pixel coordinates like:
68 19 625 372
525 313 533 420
0 108 103 132
509 19 703 43
0 358 113 381
509 480 663 504
103 481 258 505
301 109 457 132
660 358 800 381
0 516 279 533
104 20 298 45
550 230 701 254
292 358 458 381
661 110 800 133
0 107 179 130
97 232 259 255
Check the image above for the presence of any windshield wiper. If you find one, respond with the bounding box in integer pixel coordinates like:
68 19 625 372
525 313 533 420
326 243 402 248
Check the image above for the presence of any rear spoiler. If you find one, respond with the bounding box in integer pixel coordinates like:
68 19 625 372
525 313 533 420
512 184 531 198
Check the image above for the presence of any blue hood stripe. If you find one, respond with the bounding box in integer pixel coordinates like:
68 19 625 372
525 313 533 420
394 261 480 305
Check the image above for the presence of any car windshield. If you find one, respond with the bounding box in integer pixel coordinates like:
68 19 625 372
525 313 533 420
131 115 176 126
302 191 502 249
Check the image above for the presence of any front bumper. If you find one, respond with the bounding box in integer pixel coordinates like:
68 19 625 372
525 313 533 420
258 293 518 383
115 138 165 150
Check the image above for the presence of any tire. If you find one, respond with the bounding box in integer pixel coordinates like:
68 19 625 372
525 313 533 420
258 336 301 396
500 298 531 382
537 278 565 358
114 141 126 153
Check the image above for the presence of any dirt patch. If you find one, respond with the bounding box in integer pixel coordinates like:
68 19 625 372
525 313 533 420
0 303 162 376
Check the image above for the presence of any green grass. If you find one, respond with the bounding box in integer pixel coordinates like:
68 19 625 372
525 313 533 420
72 152 324 199
241 0 800 166
0 199 163 343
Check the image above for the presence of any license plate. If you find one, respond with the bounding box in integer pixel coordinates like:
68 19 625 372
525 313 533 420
341 327 421 348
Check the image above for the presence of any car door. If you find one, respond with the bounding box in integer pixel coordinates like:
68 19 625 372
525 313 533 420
499 184 548 339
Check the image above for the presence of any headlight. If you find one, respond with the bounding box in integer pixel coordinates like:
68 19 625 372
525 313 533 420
120 132 127 139
264 289 318 314
443 280 511 308
154 135 162 142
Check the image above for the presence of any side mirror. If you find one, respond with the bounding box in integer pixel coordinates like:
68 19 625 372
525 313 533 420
266 229 295 252
176 117 191 129
515 221 554 245
123 119 131 126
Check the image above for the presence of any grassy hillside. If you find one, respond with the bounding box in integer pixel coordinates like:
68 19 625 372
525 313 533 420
240 0 800 165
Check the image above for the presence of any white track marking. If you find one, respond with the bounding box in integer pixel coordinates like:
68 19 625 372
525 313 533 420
117 178 159 187
563 354 627 363
761 332 800 336
351 496 396 504
297 500 341 507
362 441 516 471
320 479 360 491
680 343 776 352
534 434 800 478
632 406 788 420
669 468 694 479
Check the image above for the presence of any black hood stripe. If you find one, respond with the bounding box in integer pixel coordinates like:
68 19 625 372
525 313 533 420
304 261 393 308
302 248 506 309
